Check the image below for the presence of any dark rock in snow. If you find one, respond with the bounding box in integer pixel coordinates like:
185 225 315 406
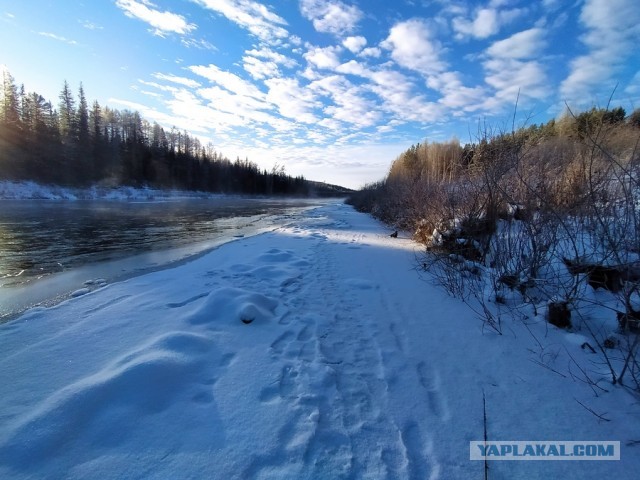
617 310 640 333
547 301 571 329
562 258 623 292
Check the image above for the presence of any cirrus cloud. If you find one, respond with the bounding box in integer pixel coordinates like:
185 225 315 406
191 0 288 43
116 0 196 36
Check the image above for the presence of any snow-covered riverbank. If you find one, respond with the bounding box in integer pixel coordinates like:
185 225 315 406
0 203 638 479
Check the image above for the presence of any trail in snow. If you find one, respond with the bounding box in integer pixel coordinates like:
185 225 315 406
250 211 435 479
0 203 638 479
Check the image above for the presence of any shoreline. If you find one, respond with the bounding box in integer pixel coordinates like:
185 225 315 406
0 203 637 479
0 203 324 322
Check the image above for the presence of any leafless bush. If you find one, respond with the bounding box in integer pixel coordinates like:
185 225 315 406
350 107 640 388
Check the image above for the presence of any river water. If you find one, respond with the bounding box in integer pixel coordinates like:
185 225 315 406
0 197 330 320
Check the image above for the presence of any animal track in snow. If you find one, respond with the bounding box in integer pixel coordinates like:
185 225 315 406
166 292 208 309
400 422 434 480
416 361 449 421
297 325 313 342
271 331 295 355
82 294 132 317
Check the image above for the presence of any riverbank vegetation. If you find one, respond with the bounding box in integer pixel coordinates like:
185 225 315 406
349 105 640 391
0 70 348 197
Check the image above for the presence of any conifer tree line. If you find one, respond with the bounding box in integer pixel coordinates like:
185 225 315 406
0 70 309 195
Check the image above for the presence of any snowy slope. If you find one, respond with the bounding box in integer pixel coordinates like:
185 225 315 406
0 203 638 479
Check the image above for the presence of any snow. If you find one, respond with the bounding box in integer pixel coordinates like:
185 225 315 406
70 287 91 298
0 203 638 478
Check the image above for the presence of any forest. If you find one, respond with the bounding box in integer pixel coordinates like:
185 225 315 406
348 104 640 390
0 70 315 196
348 105 640 236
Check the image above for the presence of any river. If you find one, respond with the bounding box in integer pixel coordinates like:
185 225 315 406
0 197 331 320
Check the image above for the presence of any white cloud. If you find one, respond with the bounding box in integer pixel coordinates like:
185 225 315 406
343 36 366 53
466 25 551 112
166 89 246 131
488 0 513 6
109 96 213 134
299 0 363 36
243 56 280 80
483 58 548 107
624 71 640 96
181 37 217 51
304 45 342 70
264 77 319 123
328 58 445 123
381 19 445 76
116 0 196 36
242 47 297 80
137 69 306 138
198 85 271 117
80 20 103 30
453 8 499 39
499 7 528 25
189 64 266 100
560 0 640 104
451 5 524 40
359 47 381 58
138 79 180 94
310 75 381 127
152 73 201 88
369 69 443 122
486 28 546 59
37 31 78 45
246 47 297 67
428 72 487 111
192 0 288 43
336 60 367 76
317 118 342 131
324 98 381 127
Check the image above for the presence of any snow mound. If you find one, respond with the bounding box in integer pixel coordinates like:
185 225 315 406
0 331 214 469
257 248 295 263
188 287 279 326
70 287 90 297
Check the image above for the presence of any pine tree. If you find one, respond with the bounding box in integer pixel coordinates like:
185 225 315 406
58 80 76 142
1 70 21 131
90 100 102 140
0 70 23 178
89 100 105 180
77 83 89 144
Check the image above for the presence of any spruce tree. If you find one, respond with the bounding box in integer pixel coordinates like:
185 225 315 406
58 81 76 139
0 70 23 178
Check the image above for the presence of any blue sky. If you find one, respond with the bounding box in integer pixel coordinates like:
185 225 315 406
1 0 639 188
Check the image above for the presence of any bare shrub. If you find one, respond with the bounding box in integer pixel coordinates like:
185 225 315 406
348 106 640 389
